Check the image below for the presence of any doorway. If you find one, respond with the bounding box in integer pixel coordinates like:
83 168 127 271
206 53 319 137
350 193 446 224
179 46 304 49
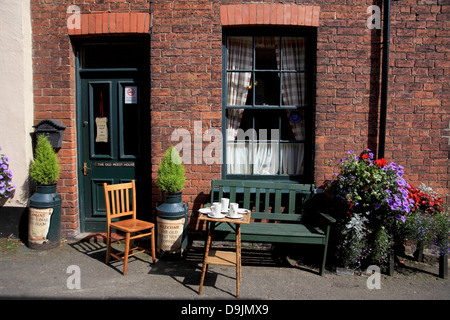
75 37 151 232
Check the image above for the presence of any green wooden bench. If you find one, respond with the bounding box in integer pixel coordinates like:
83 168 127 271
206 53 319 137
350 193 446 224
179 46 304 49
204 179 335 275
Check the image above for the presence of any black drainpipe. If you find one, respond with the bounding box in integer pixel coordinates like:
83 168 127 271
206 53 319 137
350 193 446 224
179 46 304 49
378 0 391 159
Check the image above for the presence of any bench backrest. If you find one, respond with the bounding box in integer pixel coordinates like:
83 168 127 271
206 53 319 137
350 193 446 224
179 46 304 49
210 180 314 222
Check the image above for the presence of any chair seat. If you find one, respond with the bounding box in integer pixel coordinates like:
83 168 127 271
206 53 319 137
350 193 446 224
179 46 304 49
111 219 155 233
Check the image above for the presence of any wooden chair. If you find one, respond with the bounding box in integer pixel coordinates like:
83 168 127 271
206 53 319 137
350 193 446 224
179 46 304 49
103 180 156 275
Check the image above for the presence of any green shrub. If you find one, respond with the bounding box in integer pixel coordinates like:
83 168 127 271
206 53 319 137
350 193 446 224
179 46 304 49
30 135 60 185
156 145 185 194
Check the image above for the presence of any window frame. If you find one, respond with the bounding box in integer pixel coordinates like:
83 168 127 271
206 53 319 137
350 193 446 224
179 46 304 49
222 27 316 183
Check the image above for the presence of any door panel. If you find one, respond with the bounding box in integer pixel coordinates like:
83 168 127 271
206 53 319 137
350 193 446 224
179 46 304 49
118 81 141 159
79 71 149 232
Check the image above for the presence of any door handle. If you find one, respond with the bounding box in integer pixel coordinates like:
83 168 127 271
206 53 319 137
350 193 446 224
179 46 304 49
83 163 91 176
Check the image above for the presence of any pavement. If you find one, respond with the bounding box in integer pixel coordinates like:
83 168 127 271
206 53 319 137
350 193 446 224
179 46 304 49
0 233 448 313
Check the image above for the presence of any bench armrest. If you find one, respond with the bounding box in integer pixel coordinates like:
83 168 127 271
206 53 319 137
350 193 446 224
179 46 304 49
318 212 336 224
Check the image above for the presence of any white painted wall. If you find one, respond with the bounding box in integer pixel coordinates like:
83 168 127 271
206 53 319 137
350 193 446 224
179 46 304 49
0 0 34 207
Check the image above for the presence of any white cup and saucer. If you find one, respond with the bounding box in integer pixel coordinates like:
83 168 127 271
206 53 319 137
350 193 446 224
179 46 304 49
226 202 243 219
208 202 226 219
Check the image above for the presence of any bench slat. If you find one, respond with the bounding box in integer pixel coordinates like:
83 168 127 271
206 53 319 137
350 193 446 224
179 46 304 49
214 223 326 245
274 189 282 213
244 187 250 209
265 188 270 212
288 190 296 214
230 186 236 203
255 188 261 212
216 222 324 237
211 180 313 192
251 212 302 222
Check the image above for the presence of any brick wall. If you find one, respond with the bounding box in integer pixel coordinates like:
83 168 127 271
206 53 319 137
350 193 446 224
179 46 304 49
387 1 449 203
314 0 449 203
150 0 223 210
30 0 449 235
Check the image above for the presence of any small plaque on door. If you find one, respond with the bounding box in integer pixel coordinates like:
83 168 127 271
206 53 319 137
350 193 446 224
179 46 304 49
94 162 135 167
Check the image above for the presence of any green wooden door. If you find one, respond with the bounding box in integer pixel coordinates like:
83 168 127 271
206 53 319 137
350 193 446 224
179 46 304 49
78 70 150 232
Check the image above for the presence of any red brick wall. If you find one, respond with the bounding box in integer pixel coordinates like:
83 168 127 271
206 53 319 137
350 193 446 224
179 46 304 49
314 0 449 203
388 1 449 203
31 0 449 235
150 0 223 210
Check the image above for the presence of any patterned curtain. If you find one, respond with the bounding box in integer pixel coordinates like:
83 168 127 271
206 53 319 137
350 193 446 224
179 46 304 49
276 37 306 175
226 37 252 141
277 37 306 141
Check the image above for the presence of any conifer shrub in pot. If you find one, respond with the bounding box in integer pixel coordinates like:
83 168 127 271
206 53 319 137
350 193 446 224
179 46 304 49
155 145 188 256
156 145 186 198
28 135 62 249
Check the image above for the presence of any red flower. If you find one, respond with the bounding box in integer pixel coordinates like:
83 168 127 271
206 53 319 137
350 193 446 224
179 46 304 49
362 154 370 160
374 158 387 167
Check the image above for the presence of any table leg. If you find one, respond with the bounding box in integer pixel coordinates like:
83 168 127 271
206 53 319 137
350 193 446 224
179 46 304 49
199 222 215 295
236 224 241 299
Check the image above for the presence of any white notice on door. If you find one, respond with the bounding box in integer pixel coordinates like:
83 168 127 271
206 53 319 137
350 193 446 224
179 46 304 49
125 86 137 104
95 117 108 142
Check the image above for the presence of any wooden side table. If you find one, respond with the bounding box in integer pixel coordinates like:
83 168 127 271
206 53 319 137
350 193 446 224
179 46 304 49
198 211 251 298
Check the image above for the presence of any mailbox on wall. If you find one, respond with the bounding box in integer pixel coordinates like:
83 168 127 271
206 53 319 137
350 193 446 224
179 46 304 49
33 119 66 149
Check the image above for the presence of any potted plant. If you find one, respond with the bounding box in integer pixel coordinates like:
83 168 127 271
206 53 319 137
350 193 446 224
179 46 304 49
28 134 62 250
155 145 188 256
397 184 449 278
0 147 16 207
324 149 413 273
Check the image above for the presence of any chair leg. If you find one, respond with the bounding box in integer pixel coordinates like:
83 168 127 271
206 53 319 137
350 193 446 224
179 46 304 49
130 235 135 253
106 227 112 264
123 232 131 276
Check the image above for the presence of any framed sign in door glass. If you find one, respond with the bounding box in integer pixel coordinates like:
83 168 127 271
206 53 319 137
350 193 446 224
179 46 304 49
90 82 112 158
